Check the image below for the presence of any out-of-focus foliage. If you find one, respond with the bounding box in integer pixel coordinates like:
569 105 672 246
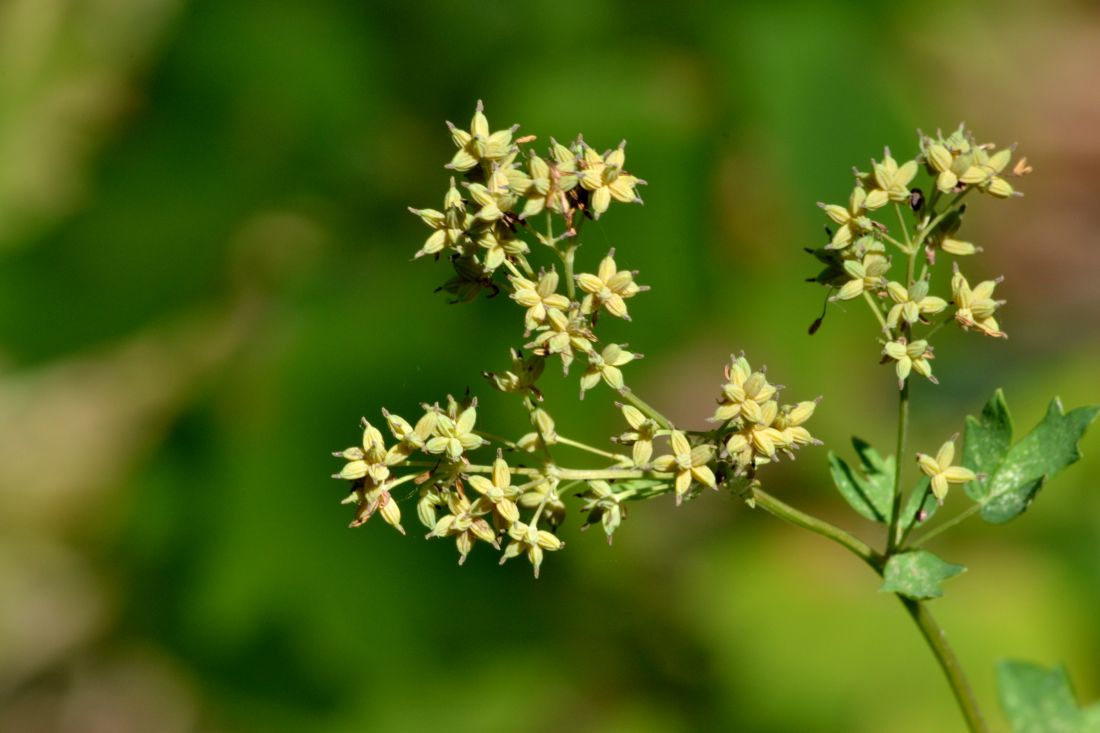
1 1 1098 732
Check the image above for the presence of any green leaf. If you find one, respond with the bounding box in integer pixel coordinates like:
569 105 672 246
828 437 894 523
963 388 1014 501
998 659 1100 733
964 393 1098 524
880 550 965 600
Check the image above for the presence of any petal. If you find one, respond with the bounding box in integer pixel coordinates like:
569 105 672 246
592 187 611 217
691 465 716 489
670 430 691 457
576 273 604 294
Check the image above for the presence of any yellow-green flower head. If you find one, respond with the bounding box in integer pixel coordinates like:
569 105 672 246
467 451 520 525
885 279 948 329
713 355 777 423
424 401 485 460
475 225 529 272
483 348 545 397
831 252 890 302
579 343 638 398
772 399 821 450
866 147 918 208
579 140 645 219
916 438 977 503
382 408 437 465
580 480 625 545
445 100 518 172
409 178 472 259
971 144 1017 198
951 265 1006 338
499 520 563 578
921 125 988 193
617 404 658 466
510 269 571 333
820 186 873 249
883 338 937 389
725 400 785 470
333 420 391 483
427 490 498 565
347 484 405 534
520 142 580 220
525 307 597 374
576 249 645 320
652 430 717 505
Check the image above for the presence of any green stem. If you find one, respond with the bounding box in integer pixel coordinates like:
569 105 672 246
750 487 880 570
751 486 988 732
899 598 990 733
555 435 630 463
619 387 674 430
862 290 890 333
910 504 981 548
893 202 913 250
886 379 910 554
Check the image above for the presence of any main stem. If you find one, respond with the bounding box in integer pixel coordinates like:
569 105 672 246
900 599 990 733
751 487 987 732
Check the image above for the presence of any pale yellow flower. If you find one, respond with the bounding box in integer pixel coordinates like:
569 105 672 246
917 438 976 503
885 280 948 329
866 148 918 208
467 452 520 525
579 343 637 397
579 141 644 219
831 253 890 302
427 491 498 564
952 265 1006 338
333 421 390 483
819 186 873 249
510 269 571 333
425 403 485 460
576 249 643 320
445 100 517 171
883 338 937 388
652 430 716 505
499 520 563 578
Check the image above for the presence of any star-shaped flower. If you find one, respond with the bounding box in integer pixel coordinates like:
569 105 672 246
520 140 580 220
579 141 644 219
885 280 948 329
616 404 658 466
916 438 976 503
576 249 644 320
427 490 498 564
831 252 890 302
333 420 391 483
713 355 777 424
467 451 520 525
499 520 563 578
579 343 637 398
883 338 937 388
819 187 874 250
510 269 571 333
865 148 919 208
445 100 518 172
652 430 717 505
409 178 472 259
425 402 486 460
951 265 1006 338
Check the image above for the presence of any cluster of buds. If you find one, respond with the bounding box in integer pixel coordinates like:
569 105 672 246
808 124 1025 389
330 103 820 574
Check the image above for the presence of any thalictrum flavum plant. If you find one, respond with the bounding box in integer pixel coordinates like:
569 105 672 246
331 103 1098 733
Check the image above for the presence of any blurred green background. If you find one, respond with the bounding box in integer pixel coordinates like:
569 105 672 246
2 1 1098 731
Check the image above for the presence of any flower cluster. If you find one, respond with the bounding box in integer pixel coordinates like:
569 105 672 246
808 124 1024 389
330 103 819 575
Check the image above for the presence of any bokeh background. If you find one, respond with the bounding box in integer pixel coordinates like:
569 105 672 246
2 1 1098 731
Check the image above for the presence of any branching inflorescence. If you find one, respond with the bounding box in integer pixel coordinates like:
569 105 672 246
330 105 1098 732
331 101 820 576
